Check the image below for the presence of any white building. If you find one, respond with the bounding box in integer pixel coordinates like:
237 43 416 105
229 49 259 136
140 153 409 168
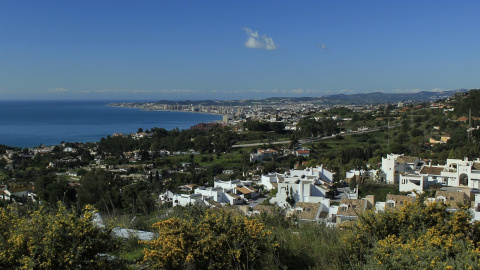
171 193 205 207
250 149 278 163
398 158 480 192
272 177 329 208
291 201 331 223
440 158 480 188
399 174 429 192
260 173 279 190
260 166 335 208
289 165 335 184
471 194 480 221
214 179 245 191
345 169 379 182
381 154 424 184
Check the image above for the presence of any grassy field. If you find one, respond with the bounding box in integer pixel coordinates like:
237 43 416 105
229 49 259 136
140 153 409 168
305 129 394 153
159 152 247 169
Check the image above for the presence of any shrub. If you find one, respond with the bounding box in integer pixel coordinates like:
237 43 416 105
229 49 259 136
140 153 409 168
141 209 276 269
343 195 480 269
0 203 114 269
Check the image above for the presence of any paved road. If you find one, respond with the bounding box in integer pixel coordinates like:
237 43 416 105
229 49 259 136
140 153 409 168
231 140 291 148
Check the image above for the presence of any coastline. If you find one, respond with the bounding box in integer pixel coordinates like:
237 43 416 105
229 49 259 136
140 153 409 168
0 100 224 148
107 103 225 117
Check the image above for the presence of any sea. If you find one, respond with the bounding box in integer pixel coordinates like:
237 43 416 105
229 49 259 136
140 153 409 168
0 100 223 148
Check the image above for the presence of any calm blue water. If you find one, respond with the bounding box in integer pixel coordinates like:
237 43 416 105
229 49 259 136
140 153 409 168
0 100 222 148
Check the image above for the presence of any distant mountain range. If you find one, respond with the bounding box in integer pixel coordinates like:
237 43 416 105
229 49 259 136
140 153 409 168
317 90 467 105
133 89 468 107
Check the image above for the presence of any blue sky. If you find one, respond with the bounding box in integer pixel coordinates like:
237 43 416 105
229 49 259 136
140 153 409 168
1 1 479 100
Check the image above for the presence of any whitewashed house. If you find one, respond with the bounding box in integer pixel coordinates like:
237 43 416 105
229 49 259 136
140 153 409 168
398 158 480 192
335 198 368 224
171 193 205 207
260 173 279 190
272 177 329 208
440 158 480 188
291 201 330 223
399 174 429 192
382 154 424 184
471 194 480 221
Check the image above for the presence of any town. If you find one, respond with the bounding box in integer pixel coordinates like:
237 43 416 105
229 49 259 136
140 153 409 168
1 89 480 269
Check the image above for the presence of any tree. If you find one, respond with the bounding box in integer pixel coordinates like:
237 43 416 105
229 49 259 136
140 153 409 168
141 209 276 270
35 175 77 207
410 128 423 137
0 157 7 169
297 118 322 138
77 169 114 211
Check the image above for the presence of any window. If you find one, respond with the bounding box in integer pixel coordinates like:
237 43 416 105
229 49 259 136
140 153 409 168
387 202 395 208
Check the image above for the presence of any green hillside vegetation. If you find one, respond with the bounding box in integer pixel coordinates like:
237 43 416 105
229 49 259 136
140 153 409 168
2 89 480 268
452 89 480 117
4 90 479 215
2 199 479 269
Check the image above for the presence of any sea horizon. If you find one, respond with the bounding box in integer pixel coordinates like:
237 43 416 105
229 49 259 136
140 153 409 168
0 100 223 148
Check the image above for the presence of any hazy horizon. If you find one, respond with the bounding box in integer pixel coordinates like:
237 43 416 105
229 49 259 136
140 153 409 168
0 88 465 102
1 1 479 100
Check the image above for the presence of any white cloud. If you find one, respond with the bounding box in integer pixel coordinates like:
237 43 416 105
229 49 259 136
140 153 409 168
291 88 304 94
222 88 335 96
92 89 194 94
47 88 69 93
338 89 355 94
159 89 195 94
0 89 14 95
317 43 329 50
391 88 447 94
392 88 422 93
242 27 277 50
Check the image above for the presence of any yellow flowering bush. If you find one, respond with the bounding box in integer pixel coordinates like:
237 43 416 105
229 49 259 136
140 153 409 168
141 209 276 269
0 203 114 270
343 195 480 269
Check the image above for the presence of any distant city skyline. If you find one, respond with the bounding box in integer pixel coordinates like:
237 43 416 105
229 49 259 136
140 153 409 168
1 1 479 100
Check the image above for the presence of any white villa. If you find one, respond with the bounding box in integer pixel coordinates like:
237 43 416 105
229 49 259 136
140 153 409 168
166 179 257 207
259 165 335 208
396 157 480 192
382 154 425 184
